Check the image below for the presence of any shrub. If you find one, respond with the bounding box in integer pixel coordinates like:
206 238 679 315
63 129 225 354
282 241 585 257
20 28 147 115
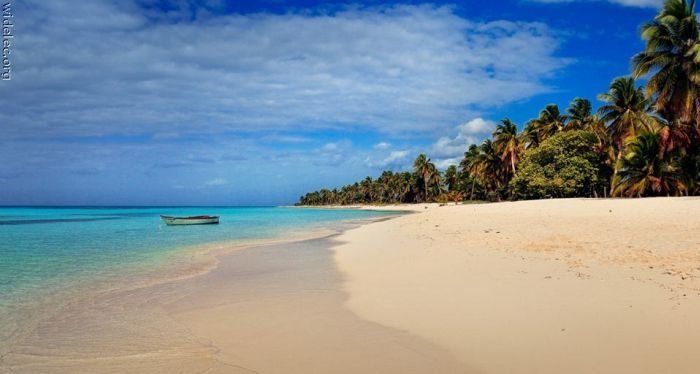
510 130 600 199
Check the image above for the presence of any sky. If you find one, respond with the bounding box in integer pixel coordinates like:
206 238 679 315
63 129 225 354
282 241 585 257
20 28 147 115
0 0 664 205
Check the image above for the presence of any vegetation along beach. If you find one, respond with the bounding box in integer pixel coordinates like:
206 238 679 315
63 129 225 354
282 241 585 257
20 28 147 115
1 0 699 373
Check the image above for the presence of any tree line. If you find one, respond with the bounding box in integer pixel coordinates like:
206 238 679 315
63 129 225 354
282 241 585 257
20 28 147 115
298 0 700 206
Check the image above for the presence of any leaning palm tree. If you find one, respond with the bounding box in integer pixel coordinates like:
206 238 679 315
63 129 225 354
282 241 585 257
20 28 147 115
532 104 566 141
492 118 521 174
597 77 660 185
565 98 596 131
632 0 700 123
613 132 687 197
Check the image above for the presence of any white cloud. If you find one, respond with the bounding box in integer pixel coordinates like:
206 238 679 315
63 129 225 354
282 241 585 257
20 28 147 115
374 142 392 150
365 150 411 168
435 157 462 170
205 178 227 186
457 118 497 135
529 0 661 7
2 1 569 140
430 118 496 159
317 140 353 166
0 1 575 204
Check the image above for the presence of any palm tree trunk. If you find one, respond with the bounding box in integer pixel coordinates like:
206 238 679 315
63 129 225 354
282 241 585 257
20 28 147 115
611 149 622 193
470 179 476 200
424 179 428 202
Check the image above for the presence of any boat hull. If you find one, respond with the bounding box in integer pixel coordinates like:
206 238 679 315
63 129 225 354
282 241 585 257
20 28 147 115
160 215 219 225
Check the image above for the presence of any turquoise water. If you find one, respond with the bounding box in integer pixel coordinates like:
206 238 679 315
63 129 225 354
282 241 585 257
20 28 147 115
0 206 397 313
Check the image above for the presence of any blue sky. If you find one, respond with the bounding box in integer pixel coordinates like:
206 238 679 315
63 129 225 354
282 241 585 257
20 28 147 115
0 0 662 205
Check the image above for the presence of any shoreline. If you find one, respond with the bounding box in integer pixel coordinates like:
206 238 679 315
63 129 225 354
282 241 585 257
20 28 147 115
3 214 451 373
333 197 700 373
0 223 346 361
4 198 700 373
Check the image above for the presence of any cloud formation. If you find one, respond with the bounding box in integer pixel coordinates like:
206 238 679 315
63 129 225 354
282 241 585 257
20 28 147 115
3 1 568 140
0 1 572 204
430 118 497 159
428 117 498 169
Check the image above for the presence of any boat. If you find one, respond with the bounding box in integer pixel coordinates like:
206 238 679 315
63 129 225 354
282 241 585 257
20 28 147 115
160 215 219 225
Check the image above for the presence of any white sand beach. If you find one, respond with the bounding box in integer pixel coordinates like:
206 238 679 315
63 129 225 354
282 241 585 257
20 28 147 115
334 197 700 373
4 198 699 373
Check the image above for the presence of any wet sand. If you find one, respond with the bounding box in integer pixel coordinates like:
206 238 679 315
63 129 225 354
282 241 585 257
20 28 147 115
1 230 468 373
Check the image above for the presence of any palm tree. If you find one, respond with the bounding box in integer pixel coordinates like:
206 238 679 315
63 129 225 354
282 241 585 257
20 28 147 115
632 0 700 123
565 98 596 131
460 144 482 200
533 104 566 141
658 118 693 156
444 165 460 192
492 118 521 174
597 77 659 185
521 120 541 149
413 154 439 202
613 132 687 197
472 140 506 200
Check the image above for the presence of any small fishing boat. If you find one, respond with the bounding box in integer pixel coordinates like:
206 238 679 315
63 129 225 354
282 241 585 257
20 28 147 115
160 215 219 225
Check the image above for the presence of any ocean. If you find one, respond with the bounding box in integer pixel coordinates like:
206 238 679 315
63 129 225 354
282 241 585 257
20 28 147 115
0 206 398 355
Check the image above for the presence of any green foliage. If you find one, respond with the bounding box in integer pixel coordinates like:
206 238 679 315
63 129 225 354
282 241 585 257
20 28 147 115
510 131 601 200
299 1 700 205
613 132 687 196
632 0 699 121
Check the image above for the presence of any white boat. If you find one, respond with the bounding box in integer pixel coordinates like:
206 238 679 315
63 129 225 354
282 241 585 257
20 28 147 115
160 215 219 225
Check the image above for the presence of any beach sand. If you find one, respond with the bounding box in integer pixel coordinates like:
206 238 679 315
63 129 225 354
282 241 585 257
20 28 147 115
1 230 466 373
334 197 700 374
3 198 699 373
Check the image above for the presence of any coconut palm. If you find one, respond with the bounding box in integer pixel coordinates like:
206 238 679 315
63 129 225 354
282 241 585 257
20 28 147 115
492 118 521 174
632 0 700 123
613 132 687 197
472 139 506 199
658 118 693 156
413 154 440 202
444 165 460 192
521 120 541 149
565 98 596 131
597 77 660 185
460 144 482 200
532 104 566 141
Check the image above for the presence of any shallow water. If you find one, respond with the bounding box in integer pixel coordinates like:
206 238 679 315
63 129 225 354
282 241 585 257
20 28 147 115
0 206 398 362
2 228 468 374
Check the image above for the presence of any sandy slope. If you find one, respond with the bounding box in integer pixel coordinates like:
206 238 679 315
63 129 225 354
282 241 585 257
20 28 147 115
334 198 700 374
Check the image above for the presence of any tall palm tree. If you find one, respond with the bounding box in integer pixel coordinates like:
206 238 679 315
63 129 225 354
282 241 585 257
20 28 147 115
492 118 521 174
597 77 659 185
632 0 700 123
413 154 439 202
565 98 596 131
533 104 566 141
472 140 506 199
460 144 482 200
613 132 687 197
